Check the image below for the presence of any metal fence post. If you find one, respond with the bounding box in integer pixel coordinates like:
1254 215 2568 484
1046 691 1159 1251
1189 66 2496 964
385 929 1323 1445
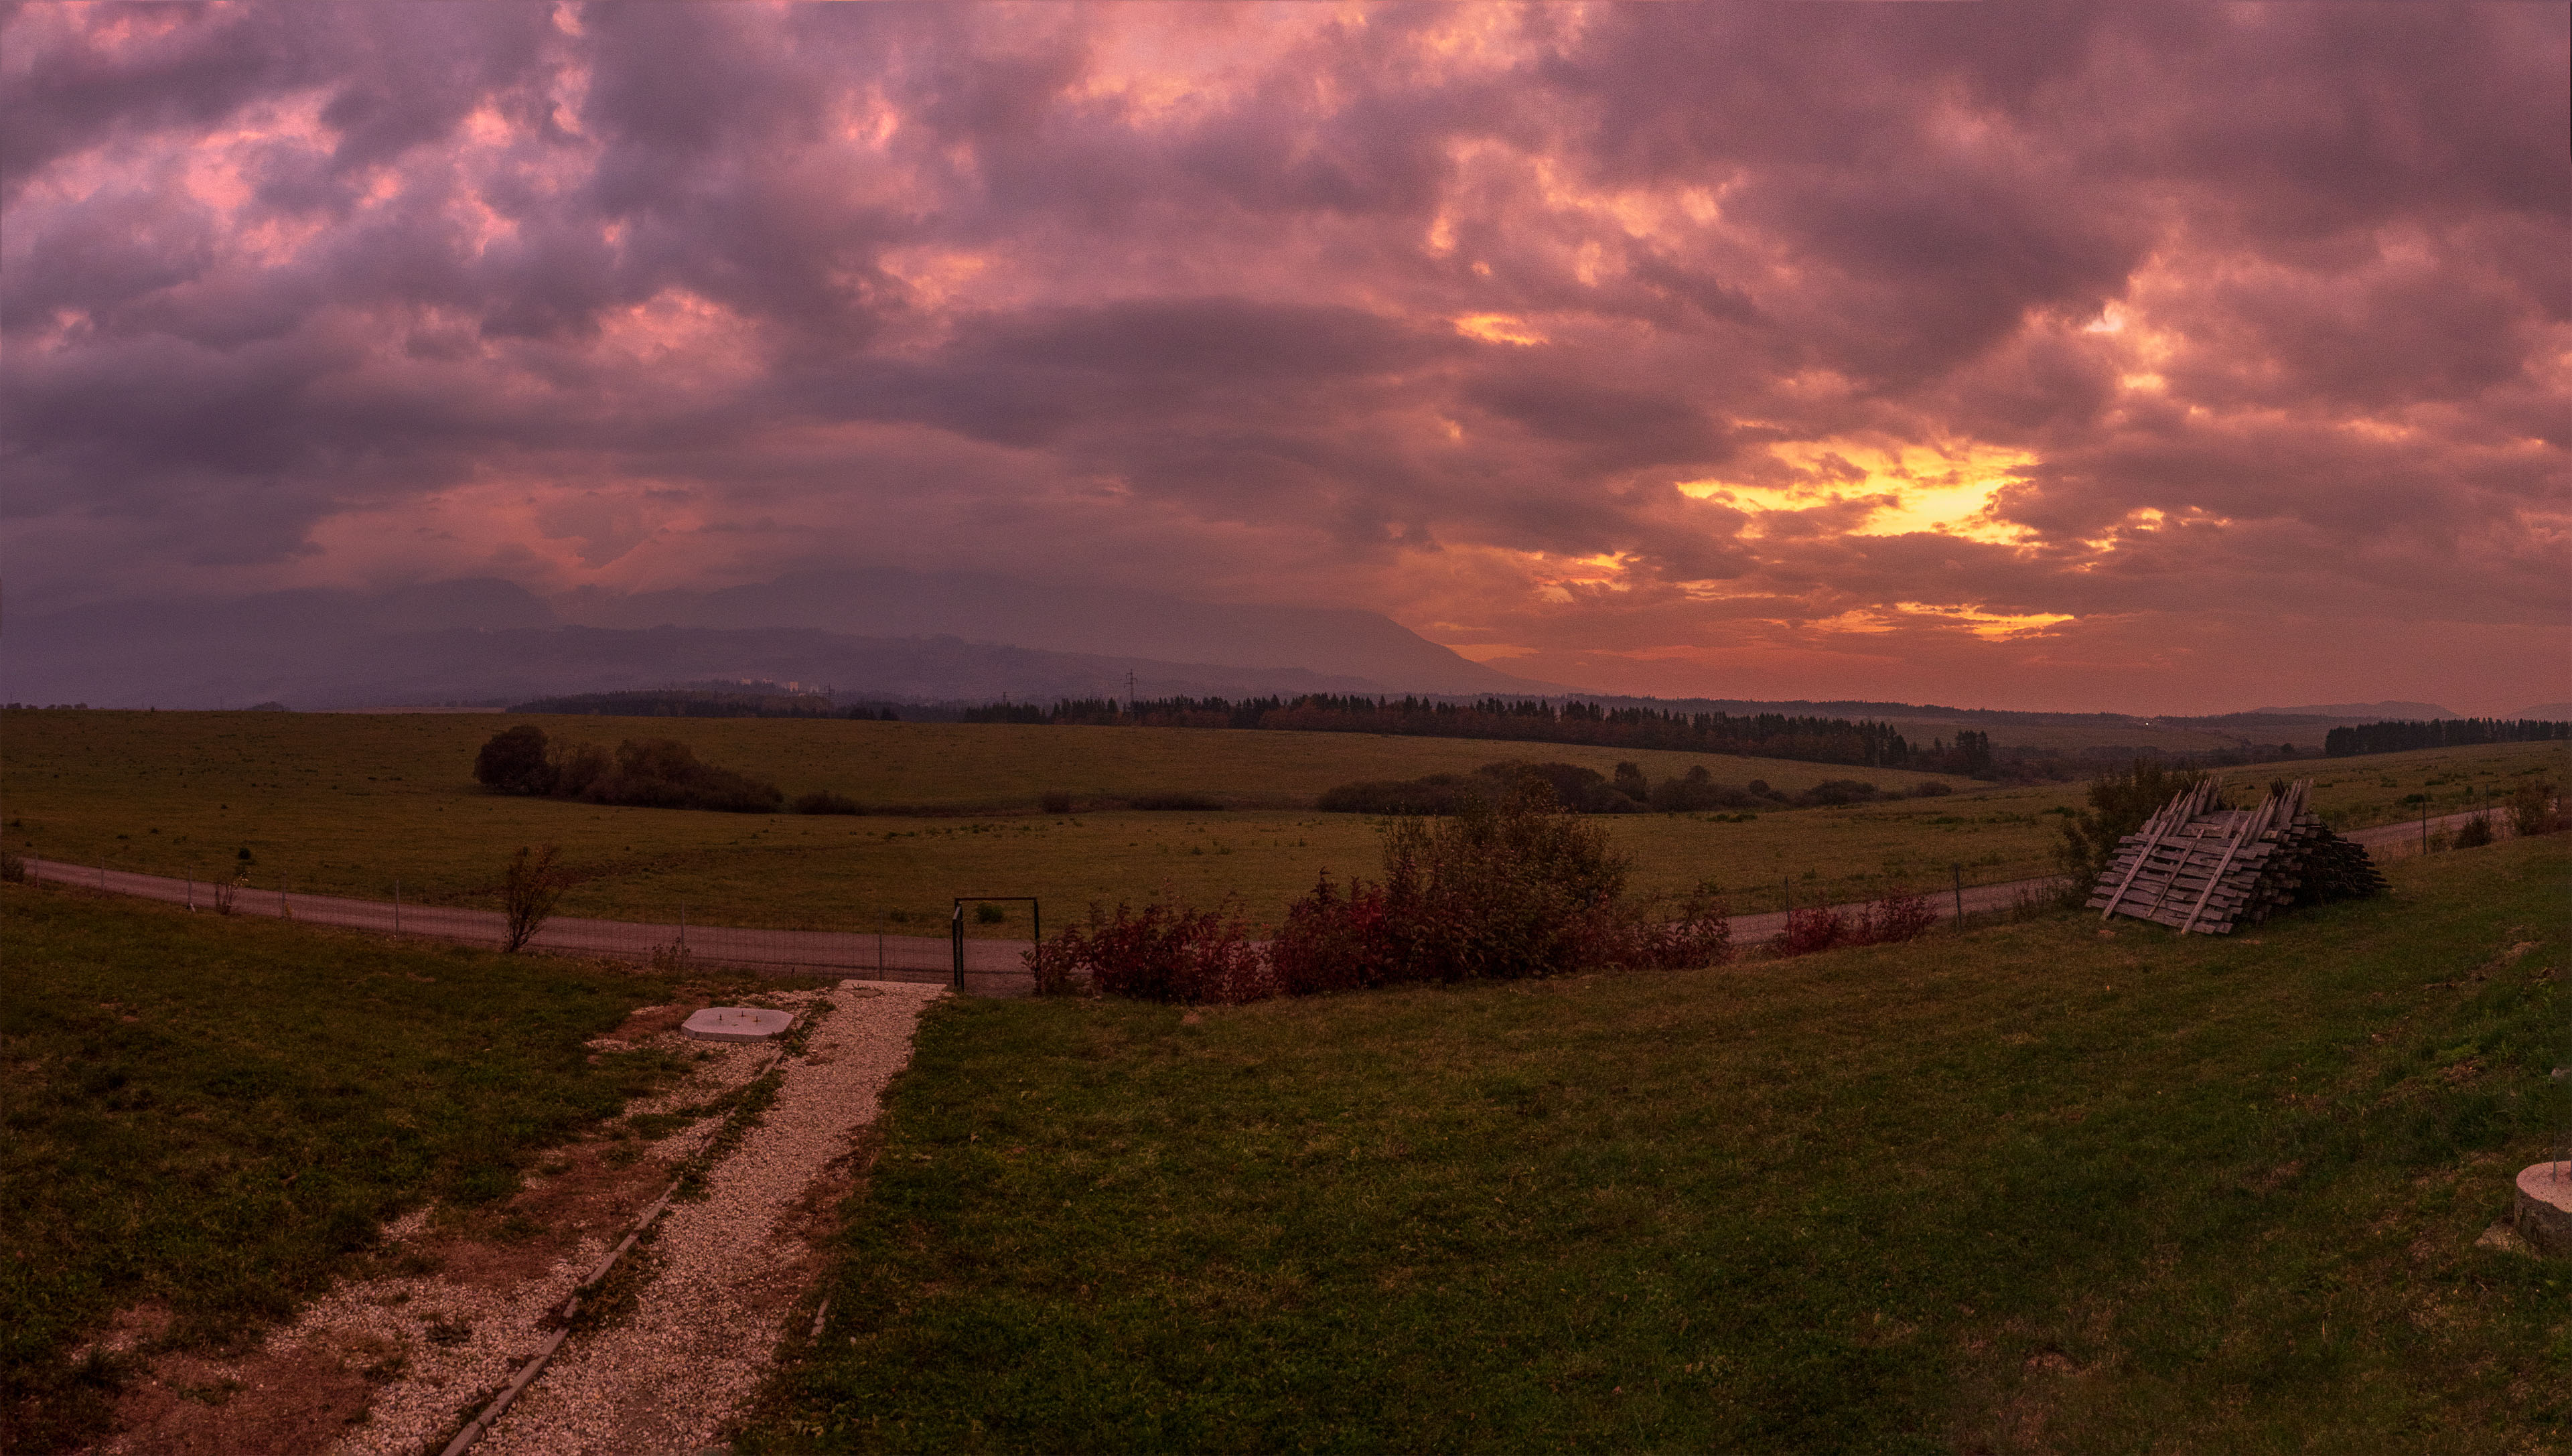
1952 862 1965 930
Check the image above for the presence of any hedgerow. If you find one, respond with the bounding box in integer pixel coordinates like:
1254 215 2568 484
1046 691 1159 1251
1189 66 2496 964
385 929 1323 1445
1034 773 1732 1003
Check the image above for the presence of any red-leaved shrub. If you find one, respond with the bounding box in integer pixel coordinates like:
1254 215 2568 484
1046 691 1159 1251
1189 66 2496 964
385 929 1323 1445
1036 772 1735 1003
1773 883 1939 958
1269 871 1398 995
1605 895 1735 970
1029 898 1273 1005
1855 884 1938 944
1775 905 1848 956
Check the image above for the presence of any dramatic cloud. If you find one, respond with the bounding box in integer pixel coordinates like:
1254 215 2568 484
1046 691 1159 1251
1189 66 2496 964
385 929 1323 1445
5 1 2567 711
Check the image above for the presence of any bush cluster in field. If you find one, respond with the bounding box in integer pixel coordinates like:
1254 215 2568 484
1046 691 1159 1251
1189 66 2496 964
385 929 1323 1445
1319 758 1952 816
474 724 783 812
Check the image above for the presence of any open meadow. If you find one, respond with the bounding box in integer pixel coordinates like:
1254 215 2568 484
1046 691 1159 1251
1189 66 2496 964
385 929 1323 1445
5 710 2564 930
741 832 2572 1453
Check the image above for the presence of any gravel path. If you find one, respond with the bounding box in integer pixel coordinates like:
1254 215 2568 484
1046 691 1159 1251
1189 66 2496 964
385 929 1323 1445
474 979 944 1456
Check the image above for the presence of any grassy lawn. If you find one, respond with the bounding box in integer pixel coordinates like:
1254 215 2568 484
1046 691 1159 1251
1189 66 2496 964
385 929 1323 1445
5 711 2563 932
0 884 723 1451
743 834 2572 1453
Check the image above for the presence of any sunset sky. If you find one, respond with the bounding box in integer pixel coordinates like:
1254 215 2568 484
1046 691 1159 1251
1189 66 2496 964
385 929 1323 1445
5 3 2567 713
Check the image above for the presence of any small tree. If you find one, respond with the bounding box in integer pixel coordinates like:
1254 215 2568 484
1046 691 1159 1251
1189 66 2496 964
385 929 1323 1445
2057 761 2211 881
500 845 569 953
2510 780 2559 838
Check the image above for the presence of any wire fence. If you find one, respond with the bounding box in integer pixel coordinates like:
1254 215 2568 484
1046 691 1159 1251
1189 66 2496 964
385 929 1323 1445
16 857 1040 995
11 804 2537 995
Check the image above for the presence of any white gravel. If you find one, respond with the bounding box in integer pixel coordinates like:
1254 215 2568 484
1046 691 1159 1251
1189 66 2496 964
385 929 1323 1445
273 1011 798 1456
286 1205 599 1456
474 979 944 1455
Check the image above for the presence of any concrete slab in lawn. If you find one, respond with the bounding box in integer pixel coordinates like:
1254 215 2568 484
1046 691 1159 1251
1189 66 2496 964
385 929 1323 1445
681 1007 795 1043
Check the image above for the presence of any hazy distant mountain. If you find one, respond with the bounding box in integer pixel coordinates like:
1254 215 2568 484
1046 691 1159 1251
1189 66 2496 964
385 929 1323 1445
5 573 1543 710
2518 702 2572 719
3 572 1544 708
556 568 1537 695
2246 701 2459 720
2 582 1529 709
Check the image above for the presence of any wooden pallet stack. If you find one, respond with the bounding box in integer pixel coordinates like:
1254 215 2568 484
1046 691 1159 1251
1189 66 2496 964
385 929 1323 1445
2086 778 2387 934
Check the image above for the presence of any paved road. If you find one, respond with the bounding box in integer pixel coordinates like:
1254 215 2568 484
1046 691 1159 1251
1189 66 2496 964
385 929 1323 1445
21 806 2523 989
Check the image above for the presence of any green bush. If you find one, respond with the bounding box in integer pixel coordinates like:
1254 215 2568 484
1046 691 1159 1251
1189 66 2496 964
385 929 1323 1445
1648 766 1761 812
469 727 781 813
1321 759 1661 816
472 723 552 794
1612 761 1650 803
2057 761 2212 881
2508 780 2559 837
1795 779 1881 807
1317 774 1488 816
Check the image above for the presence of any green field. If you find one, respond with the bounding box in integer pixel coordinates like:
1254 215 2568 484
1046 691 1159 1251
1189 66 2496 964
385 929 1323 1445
743 833 2572 1453
0 884 758 1453
5 710 2564 930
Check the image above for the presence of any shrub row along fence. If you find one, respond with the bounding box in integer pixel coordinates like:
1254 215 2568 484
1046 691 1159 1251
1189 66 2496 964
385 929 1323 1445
9 856 1037 993
1027 777 1959 1006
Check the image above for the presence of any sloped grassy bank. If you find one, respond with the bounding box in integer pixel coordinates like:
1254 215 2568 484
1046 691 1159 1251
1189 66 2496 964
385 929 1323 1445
0 886 721 1453
746 836 2572 1453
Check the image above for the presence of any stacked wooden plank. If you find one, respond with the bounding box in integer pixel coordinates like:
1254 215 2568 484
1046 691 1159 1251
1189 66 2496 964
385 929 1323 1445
2087 778 2386 934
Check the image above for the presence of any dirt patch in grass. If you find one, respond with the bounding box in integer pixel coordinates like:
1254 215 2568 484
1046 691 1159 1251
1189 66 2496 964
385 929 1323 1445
421 1141 676 1291
92 1343 372 1456
71 1118 705 1456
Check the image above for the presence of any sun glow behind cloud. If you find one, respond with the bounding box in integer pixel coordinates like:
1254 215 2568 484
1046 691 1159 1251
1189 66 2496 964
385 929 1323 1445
1679 440 2036 543
1453 313 1548 346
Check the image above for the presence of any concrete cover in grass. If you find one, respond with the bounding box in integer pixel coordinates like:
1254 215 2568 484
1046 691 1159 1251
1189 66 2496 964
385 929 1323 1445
682 1007 796 1042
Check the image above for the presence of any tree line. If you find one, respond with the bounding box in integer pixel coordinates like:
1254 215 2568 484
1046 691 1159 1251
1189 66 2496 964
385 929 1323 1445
2322 718 2570 757
963 693 2001 776
506 688 900 720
